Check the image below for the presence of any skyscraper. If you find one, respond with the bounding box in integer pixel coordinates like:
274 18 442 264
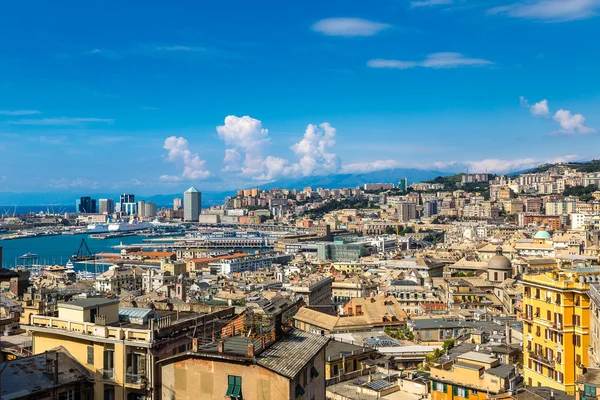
137 200 146 217
119 193 136 216
144 202 157 218
76 196 97 213
120 193 135 203
98 198 115 214
184 187 201 222
398 177 408 192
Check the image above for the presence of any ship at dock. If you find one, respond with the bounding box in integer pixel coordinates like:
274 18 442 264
86 220 151 234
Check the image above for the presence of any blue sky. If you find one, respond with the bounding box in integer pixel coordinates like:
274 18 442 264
1 0 599 194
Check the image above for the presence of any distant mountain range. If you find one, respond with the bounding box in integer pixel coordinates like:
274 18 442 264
0 168 449 207
261 167 449 190
14 159 600 207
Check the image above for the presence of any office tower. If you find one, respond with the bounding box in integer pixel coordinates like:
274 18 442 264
137 200 146 218
173 198 183 210
98 199 115 214
144 202 157 218
120 194 135 204
76 196 97 213
184 187 201 222
119 193 136 215
398 177 408 192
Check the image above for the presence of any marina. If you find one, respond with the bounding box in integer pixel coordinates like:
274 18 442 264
0 233 153 270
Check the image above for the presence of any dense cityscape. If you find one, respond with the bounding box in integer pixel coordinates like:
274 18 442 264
0 161 600 399
2 0 600 398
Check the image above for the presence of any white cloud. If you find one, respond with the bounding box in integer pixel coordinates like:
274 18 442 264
48 177 100 189
217 115 269 153
216 116 341 181
368 53 492 69
341 160 400 174
411 0 453 7
0 110 41 115
161 136 211 180
489 0 600 22
520 97 550 117
311 18 391 37
290 123 340 176
8 117 114 125
217 115 270 175
222 149 242 172
520 96 595 134
531 100 550 117
553 109 596 135
432 155 582 174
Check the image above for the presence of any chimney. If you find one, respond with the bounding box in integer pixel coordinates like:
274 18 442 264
218 340 225 353
505 322 511 345
192 338 198 352
248 342 255 357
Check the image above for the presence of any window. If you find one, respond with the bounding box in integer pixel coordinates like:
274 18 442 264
226 375 242 398
585 385 597 396
104 386 115 400
556 371 564 383
333 365 339 376
310 365 319 379
58 390 74 400
556 352 562 364
576 354 582 365
574 335 581 347
455 387 468 398
103 349 114 379
547 310 552 321
536 362 542 373
87 346 94 365
535 307 540 317
434 382 447 393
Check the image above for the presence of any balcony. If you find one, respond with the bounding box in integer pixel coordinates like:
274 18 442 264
548 322 563 332
126 373 146 388
529 351 555 368
101 369 114 380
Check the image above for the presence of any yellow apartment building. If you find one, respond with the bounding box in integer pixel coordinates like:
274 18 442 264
429 351 516 400
25 297 235 400
522 268 599 394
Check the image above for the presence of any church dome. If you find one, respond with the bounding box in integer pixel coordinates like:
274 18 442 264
534 228 552 240
488 246 512 270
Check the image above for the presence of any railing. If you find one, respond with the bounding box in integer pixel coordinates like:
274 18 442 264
28 315 151 342
102 369 114 380
529 351 555 368
126 373 145 386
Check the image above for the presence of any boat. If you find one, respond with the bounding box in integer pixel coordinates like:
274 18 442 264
18 253 38 260
87 221 151 234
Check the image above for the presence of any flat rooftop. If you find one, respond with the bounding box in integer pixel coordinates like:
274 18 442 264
59 298 120 310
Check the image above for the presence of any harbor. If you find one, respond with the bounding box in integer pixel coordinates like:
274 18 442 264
0 233 154 270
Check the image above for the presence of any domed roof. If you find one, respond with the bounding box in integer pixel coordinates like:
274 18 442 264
534 228 552 240
488 246 512 270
